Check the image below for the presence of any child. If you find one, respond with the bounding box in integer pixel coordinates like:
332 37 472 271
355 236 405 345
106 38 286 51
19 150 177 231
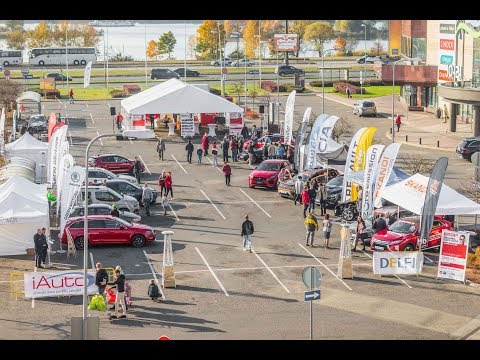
197 147 203 164
161 195 170 216
148 279 161 300
125 281 133 307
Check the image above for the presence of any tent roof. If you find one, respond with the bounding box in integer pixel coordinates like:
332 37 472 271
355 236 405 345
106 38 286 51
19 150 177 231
6 132 49 152
345 166 410 186
121 78 245 115
16 91 41 103
380 173 480 215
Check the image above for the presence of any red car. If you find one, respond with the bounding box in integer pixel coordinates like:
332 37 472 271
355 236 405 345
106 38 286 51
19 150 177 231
61 215 156 249
243 134 287 151
248 159 293 189
370 216 452 251
88 154 145 174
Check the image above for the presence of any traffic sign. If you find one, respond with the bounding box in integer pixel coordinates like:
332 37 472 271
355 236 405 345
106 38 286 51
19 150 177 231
21 69 30 75
302 266 322 289
4 70 10 77
304 289 321 302
222 74 227 80
221 67 228 75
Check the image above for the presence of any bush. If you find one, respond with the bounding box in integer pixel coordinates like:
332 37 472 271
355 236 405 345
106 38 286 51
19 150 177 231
210 88 221 95
110 90 127 98
309 79 384 88
260 80 286 92
333 81 363 94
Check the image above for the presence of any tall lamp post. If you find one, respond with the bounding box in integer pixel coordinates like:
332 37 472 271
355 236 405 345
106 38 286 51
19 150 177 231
321 48 342 114
360 23 366 98
391 57 420 143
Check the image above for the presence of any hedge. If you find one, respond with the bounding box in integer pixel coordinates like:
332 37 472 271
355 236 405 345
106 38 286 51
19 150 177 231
110 90 127 98
333 82 363 94
309 79 384 87
260 80 286 92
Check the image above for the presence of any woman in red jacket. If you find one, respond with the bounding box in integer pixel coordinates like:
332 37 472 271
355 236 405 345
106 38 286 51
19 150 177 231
221 162 231 186
164 171 173 200
201 133 210 156
301 185 311 218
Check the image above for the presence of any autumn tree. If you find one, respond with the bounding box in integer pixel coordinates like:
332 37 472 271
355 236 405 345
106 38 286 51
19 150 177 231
303 22 336 56
186 35 197 59
195 20 224 60
26 21 53 48
80 24 101 47
6 30 26 50
231 81 245 105
146 40 159 60
334 37 346 55
345 39 359 55
243 20 259 59
290 20 313 57
5 20 24 32
262 20 284 56
158 31 176 59
0 79 22 114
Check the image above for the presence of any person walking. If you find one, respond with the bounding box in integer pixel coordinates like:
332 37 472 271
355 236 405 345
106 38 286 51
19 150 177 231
201 133 210 156
263 143 269 161
196 146 203 164
142 183 154 216
222 137 229 163
304 212 319 247
323 214 332 248
443 104 449 123
248 141 255 165
353 215 366 252
160 195 170 216
164 171 173 200
268 141 276 159
230 136 238 162
115 112 123 130
307 183 317 214
95 262 109 296
185 140 194 164
294 176 304 206
241 123 249 140
158 170 166 197
318 183 327 216
110 204 120 217
276 143 286 159
133 156 142 184
346 86 351 99
156 137 166 161
241 214 254 252
301 185 311 218
211 142 219 167
69 88 74 104
395 114 401 132
108 269 127 319
222 161 232 186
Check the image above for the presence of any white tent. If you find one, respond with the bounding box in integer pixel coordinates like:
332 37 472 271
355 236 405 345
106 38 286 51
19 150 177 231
5 132 48 183
0 175 48 256
121 78 245 115
380 173 480 215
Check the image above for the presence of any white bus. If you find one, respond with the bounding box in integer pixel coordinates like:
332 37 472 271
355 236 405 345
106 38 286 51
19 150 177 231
28 47 97 66
0 50 23 66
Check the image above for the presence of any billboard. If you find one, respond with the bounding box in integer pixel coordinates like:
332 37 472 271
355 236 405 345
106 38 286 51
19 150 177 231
438 20 457 83
24 270 97 298
437 230 469 282
274 34 299 52
373 252 424 275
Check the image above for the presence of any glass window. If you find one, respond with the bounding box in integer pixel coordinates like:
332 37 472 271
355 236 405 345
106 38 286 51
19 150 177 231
70 221 84 228
469 141 480 147
412 38 426 63
114 156 128 163
118 182 135 192
104 220 120 228
96 207 111 215
102 156 115 162
88 220 105 228
96 191 114 201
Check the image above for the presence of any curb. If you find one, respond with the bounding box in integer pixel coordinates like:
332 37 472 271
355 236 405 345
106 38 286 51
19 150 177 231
384 132 454 152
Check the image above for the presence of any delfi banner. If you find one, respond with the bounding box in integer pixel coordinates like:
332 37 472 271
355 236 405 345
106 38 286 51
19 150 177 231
24 270 97 298
294 107 311 171
283 90 296 146
0 108 4 156
373 251 424 275
341 127 367 202
437 229 469 282
56 153 75 214
60 165 85 235
373 143 401 208
361 144 385 219
83 61 92 88
350 127 376 201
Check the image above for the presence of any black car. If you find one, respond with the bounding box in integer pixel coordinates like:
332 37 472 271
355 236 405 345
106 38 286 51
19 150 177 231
105 179 157 205
173 67 199 77
316 175 344 208
151 68 180 80
45 73 73 82
69 204 142 223
456 137 480 161
275 65 304 77
27 114 48 135
238 147 266 164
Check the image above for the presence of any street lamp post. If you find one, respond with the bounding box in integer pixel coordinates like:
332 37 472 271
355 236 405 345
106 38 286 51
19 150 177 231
321 48 342 114
361 23 366 99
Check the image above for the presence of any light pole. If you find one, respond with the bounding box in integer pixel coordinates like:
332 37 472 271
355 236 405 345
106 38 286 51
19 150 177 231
391 57 420 143
321 48 342 114
360 23 366 99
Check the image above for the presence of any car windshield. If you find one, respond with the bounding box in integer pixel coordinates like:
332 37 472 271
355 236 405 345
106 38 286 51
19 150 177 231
256 162 281 171
388 221 416 234
327 176 343 187
116 217 132 227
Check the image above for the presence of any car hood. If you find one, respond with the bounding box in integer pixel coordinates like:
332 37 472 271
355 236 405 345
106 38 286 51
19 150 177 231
251 170 278 177
118 174 138 183
279 178 295 187
123 195 138 203
373 230 408 242
131 223 154 231
120 210 141 220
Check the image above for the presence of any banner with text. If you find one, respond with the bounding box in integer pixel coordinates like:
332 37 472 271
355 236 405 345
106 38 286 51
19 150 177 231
180 113 194 138
361 144 385 219
437 229 469 282
373 143 401 208
24 270 97 298
373 251 424 275
83 61 92 88
0 108 4 156
341 127 368 202
283 90 296 146
294 107 310 171
60 165 85 235
274 34 299 52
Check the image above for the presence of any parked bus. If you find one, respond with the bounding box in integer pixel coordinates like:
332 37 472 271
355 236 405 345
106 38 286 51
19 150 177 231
0 50 23 66
28 47 97 66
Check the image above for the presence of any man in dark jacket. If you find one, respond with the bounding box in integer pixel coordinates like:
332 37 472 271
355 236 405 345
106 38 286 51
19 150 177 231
248 141 255 165
372 215 387 234
40 228 48 266
133 156 142 184
222 138 229 162
108 269 126 319
156 138 166 160
95 262 109 296
185 140 194 163
34 228 44 268
241 214 255 252
307 184 317 214
318 183 327 216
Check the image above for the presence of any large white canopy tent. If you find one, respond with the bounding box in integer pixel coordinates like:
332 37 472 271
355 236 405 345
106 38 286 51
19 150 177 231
380 173 480 215
0 175 48 256
16 91 41 120
5 132 48 183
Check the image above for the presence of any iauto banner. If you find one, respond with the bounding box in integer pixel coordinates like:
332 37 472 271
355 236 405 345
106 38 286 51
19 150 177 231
373 252 424 275
24 270 97 298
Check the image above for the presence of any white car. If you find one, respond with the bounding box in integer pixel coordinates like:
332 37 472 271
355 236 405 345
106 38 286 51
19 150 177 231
87 167 138 186
230 59 255 67
80 186 140 213
210 57 232 66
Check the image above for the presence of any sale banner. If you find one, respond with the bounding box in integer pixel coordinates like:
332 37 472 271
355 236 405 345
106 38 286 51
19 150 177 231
437 230 469 282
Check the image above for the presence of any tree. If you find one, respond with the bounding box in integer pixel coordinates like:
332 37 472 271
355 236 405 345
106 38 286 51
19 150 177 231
290 20 313 57
262 20 284 56
334 37 347 55
400 153 435 175
243 20 259 59
26 21 53 48
331 115 352 142
195 20 223 60
371 39 385 56
146 40 159 60
0 80 22 114
80 24 101 47
158 31 176 59
5 20 24 32
249 88 259 112
6 30 26 50
231 81 245 105
186 35 197 60
303 22 336 56
228 49 245 60
345 39 359 55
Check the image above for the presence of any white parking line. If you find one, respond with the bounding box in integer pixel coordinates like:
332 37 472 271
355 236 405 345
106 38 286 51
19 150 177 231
200 190 226 219
195 247 229 296
361 250 413 289
239 188 272 218
249 164 255 169
299 243 353 291
85 101 89 108
68 132 73 146
138 155 151 175
424 254 434 263
96 131 103 146
143 250 165 300
168 203 179 222
252 250 290 293
129 138 133 145
90 252 94 269
42 104 45 109
205 156 223 173
171 154 188 174
89 113 95 125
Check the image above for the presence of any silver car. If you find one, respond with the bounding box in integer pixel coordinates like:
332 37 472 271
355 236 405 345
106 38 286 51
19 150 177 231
69 204 142 223
353 100 377 117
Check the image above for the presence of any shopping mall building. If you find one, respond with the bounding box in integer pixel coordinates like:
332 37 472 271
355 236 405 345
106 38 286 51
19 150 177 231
375 20 480 135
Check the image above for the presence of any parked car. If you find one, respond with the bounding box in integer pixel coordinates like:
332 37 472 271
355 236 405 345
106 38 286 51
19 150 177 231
16 118 28 133
230 58 255 67
275 65 304 77
88 154 144 175
27 114 48 135
238 147 266 164
45 73 72 82
80 186 140 213
467 230 480 254
211 57 232 66
69 204 142 223
370 216 453 251
87 167 138 186
105 179 157 205
242 134 286 151
353 100 377 117
248 159 293 189
316 175 344 208
150 68 180 80
61 215 156 249
356 55 380 64
173 67 200 77
455 137 480 161
278 168 340 199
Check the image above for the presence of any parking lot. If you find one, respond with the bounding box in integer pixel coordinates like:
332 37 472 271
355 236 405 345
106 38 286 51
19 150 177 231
2 97 480 340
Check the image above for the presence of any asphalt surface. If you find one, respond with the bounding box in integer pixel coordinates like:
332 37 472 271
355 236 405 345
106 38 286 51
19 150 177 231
1 95 480 340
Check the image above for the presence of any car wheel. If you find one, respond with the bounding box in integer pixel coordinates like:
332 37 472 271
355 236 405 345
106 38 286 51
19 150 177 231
342 207 355 221
39 61 45 66
3 61 9 66
80 60 87 66
131 234 146 248
403 243 415 251
73 60 79 66
74 236 85 250
279 72 286 76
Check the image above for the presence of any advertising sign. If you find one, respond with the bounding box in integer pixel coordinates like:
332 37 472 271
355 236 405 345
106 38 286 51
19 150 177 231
437 230 469 282
438 20 457 83
180 113 194 138
361 144 384 220
274 34 299 52
131 114 146 130
60 165 85 235
24 270 97 298
373 251 424 275
83 61 92 88
283 90 296 147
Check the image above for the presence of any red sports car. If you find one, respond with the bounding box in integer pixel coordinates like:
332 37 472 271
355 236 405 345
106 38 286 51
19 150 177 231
370 216 452 251
248 159 293 189
88 154 145 174
61 215 156 249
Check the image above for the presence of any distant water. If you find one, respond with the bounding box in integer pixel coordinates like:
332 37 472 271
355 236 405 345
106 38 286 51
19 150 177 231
1 21 387 61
